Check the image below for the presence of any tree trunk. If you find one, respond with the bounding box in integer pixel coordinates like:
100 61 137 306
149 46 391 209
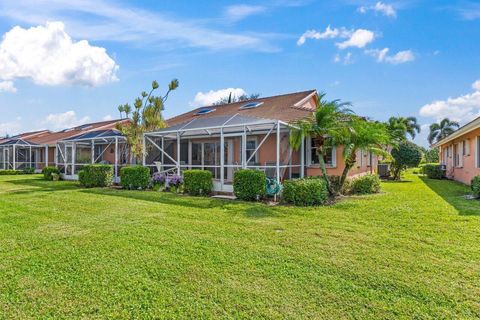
339 151 356 195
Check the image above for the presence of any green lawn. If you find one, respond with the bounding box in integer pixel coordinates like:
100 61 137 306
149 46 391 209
0 174 479 319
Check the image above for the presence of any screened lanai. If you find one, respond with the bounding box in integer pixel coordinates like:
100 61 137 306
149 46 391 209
56 130 129 181
143 114 305 193
0 139 48 171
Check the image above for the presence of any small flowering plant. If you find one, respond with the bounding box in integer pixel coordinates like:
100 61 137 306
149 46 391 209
166 174 183 192
151 172 166 191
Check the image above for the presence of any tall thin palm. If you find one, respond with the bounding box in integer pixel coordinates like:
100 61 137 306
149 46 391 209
386 116 420 141
290 93 353 195
117 105 124 119
428 118 460 144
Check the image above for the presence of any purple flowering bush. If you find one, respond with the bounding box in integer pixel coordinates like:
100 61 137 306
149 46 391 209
152 172 166 185
167 174 183 188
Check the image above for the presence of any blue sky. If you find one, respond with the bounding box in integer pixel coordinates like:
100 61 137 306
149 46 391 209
0 0 479 146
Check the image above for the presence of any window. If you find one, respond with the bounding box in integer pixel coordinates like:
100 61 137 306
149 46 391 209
308 138 336 167
240 139 258 165
239 102 263 110
195 108 215 115
477 137 480 168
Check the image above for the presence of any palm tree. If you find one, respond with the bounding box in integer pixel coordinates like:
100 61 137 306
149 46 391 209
117 105 124 119
428 118 460 145
123 104 132 118
336 118 390 192
290 93 353 195
386 116 421 141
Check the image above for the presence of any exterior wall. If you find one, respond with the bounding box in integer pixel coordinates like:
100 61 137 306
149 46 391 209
438 128 480 185
306 146 377 178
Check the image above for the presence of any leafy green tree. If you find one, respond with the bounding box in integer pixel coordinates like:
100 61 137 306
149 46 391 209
290 93 353 195
428 118 460 145
423 147 439 163
390 141 422 180
116 79 179 161
335 118 390 193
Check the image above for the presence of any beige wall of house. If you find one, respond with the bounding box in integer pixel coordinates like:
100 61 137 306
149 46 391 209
438 127 480 185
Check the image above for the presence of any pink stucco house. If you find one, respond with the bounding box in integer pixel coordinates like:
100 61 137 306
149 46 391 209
434 116 480 185
144 90 377 193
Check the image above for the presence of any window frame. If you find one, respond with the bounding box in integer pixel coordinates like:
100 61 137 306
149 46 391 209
306 138 336 168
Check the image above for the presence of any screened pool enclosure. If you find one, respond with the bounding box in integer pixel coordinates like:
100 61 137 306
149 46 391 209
0 138 48 171
143 114 305 193
56 130 129 181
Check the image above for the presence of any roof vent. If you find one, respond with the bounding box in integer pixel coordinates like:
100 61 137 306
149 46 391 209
239 101 263 110
195 108 216 115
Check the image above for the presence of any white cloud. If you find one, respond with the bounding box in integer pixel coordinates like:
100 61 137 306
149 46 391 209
0 118 22 136
297 26 350 46
225 5 266 22
191 88 247 107
102 114 114 121
336 29 375 49
42 111 91 130
298 26 375 49
419 80 480 123
334 52 353 65
472 80 480 91
0 0 275 52
366 48 415 64
359 2 397 18
0 81 17 93
0 22 118 89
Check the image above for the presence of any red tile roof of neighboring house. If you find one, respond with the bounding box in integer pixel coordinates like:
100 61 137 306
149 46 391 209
166 90 317 127
27 119 129 146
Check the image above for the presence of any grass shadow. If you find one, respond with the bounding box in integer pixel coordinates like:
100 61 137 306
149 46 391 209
419 176 480 216
80 188 282 218
1 176 80 195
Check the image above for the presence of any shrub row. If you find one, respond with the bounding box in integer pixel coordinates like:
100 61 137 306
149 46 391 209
350 174 381 195
183 170 213 196
0 170 22 175
120 166 150 190
42 166 60 180
234 169 266 201
78 164 113 188
471 176 480 198
422 163 444 179
283 178 329 206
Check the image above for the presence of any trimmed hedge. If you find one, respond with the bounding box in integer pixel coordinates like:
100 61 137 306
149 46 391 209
0 170 21 175
471 176 480 198
328 175 351 195
350 174 381 195
42 166 60 180
120 166 150 190
423 163 443 179
78 164 113 188
183 170 213 196
23 167 35 174
283 178 329 206
233 169 266 201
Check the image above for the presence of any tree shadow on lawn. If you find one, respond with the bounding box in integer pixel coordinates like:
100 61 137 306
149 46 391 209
419 176 480 216
80 188 284 218
1 177 80 195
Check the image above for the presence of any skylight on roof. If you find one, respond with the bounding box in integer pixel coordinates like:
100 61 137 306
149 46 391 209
195 108 216 115
239 101 263 110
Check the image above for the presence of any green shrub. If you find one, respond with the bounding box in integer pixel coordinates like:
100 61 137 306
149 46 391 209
42 166 60 180
350 174 381 195
391 141 422 180
283 178 329 206
183 170 213 196
0 170 21 175
233 169 266 201
120 166 150 190
423 164 443 179
471 176 480 198
328 175 351 195
78 164 113 188
22 167 35 174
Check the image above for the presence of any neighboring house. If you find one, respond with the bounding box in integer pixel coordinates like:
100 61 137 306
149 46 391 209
144 90 377 193
433 116 480 185
0 119 129 174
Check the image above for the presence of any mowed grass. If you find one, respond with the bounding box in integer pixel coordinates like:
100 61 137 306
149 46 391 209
0 174 480 319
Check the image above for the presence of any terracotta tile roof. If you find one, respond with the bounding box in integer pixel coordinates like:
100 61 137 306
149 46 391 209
166 90 317 127
29 119 129 145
